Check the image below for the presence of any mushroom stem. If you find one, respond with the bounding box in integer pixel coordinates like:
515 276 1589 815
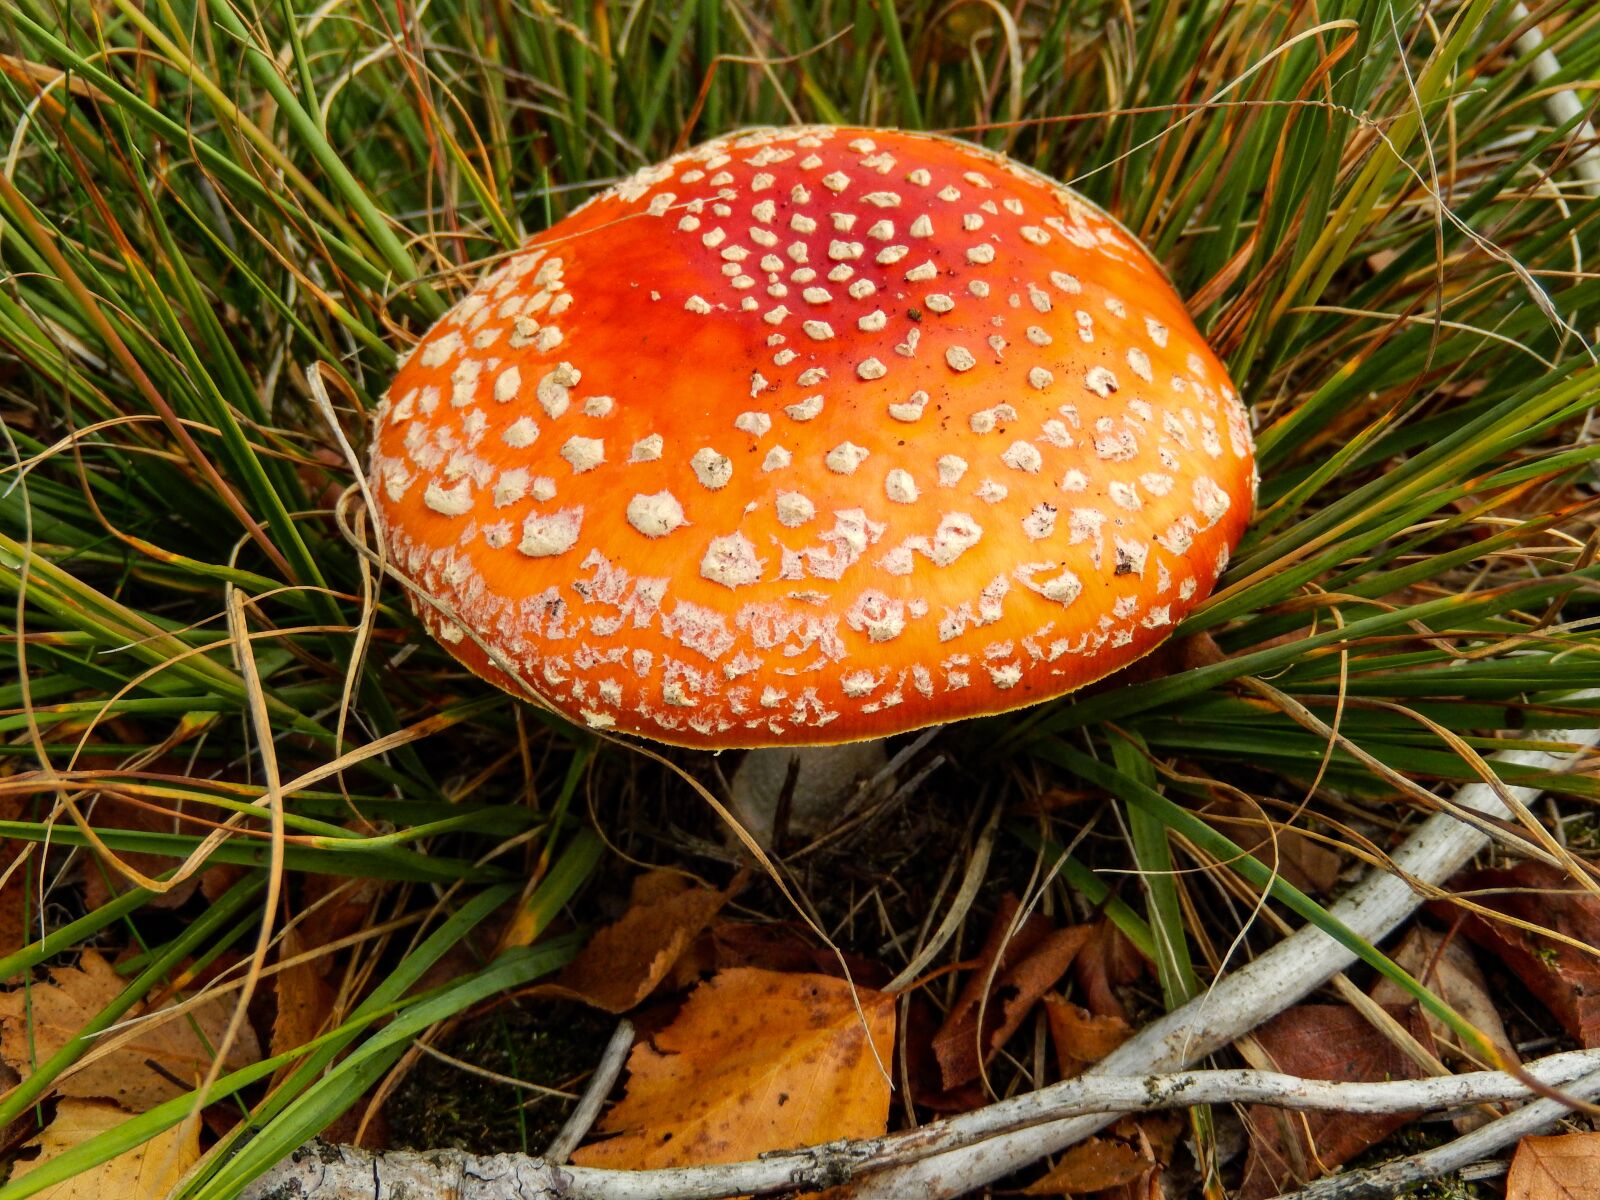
727 741 890 851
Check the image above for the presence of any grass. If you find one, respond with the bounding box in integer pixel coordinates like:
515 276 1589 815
0 0 1598 1193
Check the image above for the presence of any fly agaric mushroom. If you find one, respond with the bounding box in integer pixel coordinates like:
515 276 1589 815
368 126 1256 839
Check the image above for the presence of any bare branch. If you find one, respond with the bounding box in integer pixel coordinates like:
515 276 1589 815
240 1048 1600 1200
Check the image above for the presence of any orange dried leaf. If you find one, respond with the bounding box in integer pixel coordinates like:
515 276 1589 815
933 896 1092 1089
1044 995 1133 1078
270 929 336 1081
1435 863 1600 1048
0 952 260 1110
695 920 890 986
12 1099 200 1198
548 870 731 1012
1022 1137 1153 1195
1508 1134 1600 1199
1073 917 1149 1022
572 967 894 1169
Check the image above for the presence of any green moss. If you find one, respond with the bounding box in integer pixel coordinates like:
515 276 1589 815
386 1003 615 1155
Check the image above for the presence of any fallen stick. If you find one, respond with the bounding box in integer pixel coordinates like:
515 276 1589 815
239 1047 1600 1199
545 1020 634 1164
1279 1064 1600 1200
844 700 1600 1197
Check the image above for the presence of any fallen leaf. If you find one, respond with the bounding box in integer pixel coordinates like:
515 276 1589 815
199 862 247 904
572 967 894 1169
0 951 261 1109
1073 917 1149 1022
1044 995 1133 1078
300 867 386 946
1238 1004 1431 1198
0 795 37 959
687 920 889 987
1022 1137 1153 1195
1201 798 1343 895
1109 1113 1184 1200
546 870 730 1012
1370 927 1519 1069
932 896 1092 1089
1432 862 1600 1048
79 795 201 912
1508 1133 1600 1199
657 919 892 996
270 928 336 1081
12 1099 199 1197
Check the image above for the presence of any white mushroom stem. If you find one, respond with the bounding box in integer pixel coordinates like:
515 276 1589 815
726 742 890 850
725 727 946 851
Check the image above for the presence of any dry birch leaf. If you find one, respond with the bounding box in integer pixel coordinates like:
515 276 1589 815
270 928 337 1084
1508 1133 1600 1199
1238 1003 1431 1198
573 967 893 1169
1369 926 1519 1069
12 1099 200 1198
1043 995 1133 1078
0 951 260 1109
545 869 731 1012
1436 862 1600 1048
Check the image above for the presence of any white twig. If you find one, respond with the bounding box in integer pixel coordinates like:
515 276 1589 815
545 1020 634 1164
1278 1065 1600 1199
238 1049 1600 1200
844 696 1600 1197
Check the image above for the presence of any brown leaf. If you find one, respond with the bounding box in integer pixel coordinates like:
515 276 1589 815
1044 995 1133 1077
270 928 336 1079
0 952 261 1109
0 796 38 959
1508 1133 1600 1199
1022 1137 1153 1195
695 920 890 987
547 870 731 1012
12 1099 199 1197
1077 1118 1178 1200
300 869 386 946
932 897 1092 1090
1201 798 1343 895
1369 927 1519 1069
1239 1004 1430 1198
199 862 247 904
79 796 200 911
1073 917 1149 1022
572 968 894 1169
1432 862 1600 1048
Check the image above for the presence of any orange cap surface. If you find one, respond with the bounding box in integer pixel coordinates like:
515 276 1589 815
369 127 1256 748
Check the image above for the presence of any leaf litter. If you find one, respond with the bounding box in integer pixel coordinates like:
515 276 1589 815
572 967 895 1169
0 951 260 1109
11 1099 200 1199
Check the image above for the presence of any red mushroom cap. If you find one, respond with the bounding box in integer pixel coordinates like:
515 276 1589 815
368 126 1256 748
